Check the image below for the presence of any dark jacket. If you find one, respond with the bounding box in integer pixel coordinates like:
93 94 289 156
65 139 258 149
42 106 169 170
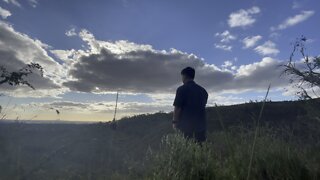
173 81 208 133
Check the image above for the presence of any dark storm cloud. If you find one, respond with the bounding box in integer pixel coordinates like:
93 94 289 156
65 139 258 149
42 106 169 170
63 37 289 94
63 47 235 93
59 29 290 94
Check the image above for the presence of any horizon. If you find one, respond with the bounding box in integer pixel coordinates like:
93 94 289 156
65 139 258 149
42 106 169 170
0 0 320 121
1 97 303 122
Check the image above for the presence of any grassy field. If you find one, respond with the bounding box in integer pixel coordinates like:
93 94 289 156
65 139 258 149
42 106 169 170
0 99 319 179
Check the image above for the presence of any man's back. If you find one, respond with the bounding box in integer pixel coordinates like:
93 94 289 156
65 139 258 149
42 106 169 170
173 80 208 133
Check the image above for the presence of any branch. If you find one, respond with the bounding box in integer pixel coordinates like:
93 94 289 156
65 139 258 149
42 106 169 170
0 63 43 90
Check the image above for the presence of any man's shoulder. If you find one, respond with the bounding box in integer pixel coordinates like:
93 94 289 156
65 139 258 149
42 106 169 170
177 84 187 91
177 82 207 94
195 83 208 96
199 85 208 93
193 82 207 91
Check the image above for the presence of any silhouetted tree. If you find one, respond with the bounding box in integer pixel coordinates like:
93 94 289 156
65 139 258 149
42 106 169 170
282 36 320 99
0 63 43 90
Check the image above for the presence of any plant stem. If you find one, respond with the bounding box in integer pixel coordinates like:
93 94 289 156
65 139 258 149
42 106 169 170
246 84 271 180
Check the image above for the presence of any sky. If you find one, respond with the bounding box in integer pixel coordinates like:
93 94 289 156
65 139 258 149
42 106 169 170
0 0 319 122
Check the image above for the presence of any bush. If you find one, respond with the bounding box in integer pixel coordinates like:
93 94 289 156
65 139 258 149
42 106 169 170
145 129 317 180
145 132 216 180
211 130 315 180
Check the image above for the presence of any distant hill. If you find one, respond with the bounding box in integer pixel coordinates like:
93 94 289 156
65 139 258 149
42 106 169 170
117 98 320 140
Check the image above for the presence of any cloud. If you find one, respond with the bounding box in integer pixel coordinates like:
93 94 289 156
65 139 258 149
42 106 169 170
65 28 77 37
254 41 280 56
0 6 11 19
34 100 173 116
221 60 233 68
269 32 280 40
220 57 287 93
0 21 65 97
215 30 236 43
214 30 236 51
242 35 262 48
63 45 223 93
228 6 260 28
3 0 38 8
52 29 290 96
33 93 247 118
214 43 232 51
271 10 315 30
37 56 290 116
208 94 244 106
0 24 291 100
28 0 37 8
292 1 302 9
3 0 21 7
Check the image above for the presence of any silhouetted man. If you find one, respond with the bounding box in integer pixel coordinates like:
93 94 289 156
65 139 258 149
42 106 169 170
173 67 208 143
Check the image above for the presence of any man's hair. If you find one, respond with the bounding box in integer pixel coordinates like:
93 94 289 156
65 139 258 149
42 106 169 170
181 67 195 79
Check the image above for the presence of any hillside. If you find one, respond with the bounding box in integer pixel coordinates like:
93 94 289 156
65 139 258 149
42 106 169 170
0 99 319 179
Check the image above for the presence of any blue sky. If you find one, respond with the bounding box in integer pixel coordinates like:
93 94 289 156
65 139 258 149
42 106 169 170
0 0 319 121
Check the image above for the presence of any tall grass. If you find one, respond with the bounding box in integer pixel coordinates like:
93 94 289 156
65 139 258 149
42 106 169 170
145 128 317 180
145 85 319 180
246 84 270 180
145 132 216 180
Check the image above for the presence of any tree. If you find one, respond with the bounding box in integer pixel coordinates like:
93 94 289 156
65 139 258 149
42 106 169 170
0 63 43 90
0 63 43 115
282 36 320 100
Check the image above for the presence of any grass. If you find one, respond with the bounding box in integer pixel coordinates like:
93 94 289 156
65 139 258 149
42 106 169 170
145 132 216 180
145 127 319 180
144 85 319 180
0 96 320 179
246 84 270 180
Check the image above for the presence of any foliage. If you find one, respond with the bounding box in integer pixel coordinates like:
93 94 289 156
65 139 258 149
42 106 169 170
282 36 320 99
145 132 216 180
145 129 317 180
0 62 43 90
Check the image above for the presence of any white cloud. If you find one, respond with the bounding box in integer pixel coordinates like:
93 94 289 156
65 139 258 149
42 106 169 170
28 0 38 8
292 1 302 9
0 6 11 19
228 6 260 28
3 0 38 8
214 30 236 51
0 21 66 97
282 84 320 99
65 28 77 37
254 41 280 56
214 43 232 51
51 49 77 62
242 35 262 48
271 10 315 30
222 60 233 68
28 100 173 118
269 32 280 39
215 30 236 43
208 94 244 106
236 57 274 76
3 0 21 7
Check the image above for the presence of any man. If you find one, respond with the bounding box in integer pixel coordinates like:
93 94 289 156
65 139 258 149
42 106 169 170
173 67 208 143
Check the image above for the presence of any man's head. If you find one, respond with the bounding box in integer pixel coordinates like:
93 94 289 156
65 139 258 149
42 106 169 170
181 67 195 84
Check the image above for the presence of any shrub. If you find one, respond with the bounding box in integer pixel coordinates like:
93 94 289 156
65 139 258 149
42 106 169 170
145 132 216 180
